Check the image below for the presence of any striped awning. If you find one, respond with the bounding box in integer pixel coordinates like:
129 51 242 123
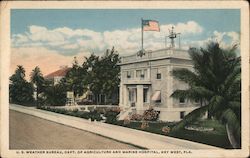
151 91 161 101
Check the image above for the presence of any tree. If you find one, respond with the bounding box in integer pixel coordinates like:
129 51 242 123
42 79 67 106
9 65 34 105
82 53 100 104
30 66 45 106
64 57 88 98
171 42 241 148
101 47 121 101
83 47 120 104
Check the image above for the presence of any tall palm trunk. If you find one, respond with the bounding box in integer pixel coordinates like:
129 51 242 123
226 123 239 148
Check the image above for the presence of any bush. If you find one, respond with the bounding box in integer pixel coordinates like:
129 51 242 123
162 126 171 134
130 114 143 121
105 111 120 123
38 106 103 121
84 110 102 121
140 121 149 129
123 119 131 125
143 108 160 121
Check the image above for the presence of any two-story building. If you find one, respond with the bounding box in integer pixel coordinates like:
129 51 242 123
118 48 200 121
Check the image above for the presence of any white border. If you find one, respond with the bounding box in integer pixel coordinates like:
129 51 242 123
1 1 249 158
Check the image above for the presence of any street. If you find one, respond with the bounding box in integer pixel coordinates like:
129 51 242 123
9 110 138 149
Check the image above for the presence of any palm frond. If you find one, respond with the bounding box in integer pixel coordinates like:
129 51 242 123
223 67 241 92
221 108 241 139
171 68 200 85
208 95 225 118
171 104 209 132
171 86 213 101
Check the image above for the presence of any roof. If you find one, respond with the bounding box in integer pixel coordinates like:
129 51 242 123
119 48 191 66
45 67 71 79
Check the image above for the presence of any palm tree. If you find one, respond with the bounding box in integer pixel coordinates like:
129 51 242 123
30 66 44 106
171 42 241 148
9 65 34 105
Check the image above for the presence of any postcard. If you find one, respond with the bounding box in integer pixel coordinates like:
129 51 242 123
0 1 249 158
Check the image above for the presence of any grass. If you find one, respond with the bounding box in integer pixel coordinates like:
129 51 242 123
168 119 232 149
110 119 231 149
37 106 232 149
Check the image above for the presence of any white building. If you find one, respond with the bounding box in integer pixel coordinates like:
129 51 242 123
118 47 200 121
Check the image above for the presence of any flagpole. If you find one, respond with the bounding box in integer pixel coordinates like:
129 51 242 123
141 18 143 52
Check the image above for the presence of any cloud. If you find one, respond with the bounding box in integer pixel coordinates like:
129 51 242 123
11 21 240 77
12 21 204 56
161 21 203 36
185 30 240 53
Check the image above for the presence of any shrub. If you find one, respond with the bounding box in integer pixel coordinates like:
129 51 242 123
130 114 143 121
162 126 171 134
88 110 103 121
140 121 149 129
123 118 131 125
72 109 79 113
143 108 160 121
105 111 119 124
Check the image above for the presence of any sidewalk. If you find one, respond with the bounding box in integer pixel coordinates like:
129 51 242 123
10 104 221 150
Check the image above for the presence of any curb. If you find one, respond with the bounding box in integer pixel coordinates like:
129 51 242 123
10 104 221 150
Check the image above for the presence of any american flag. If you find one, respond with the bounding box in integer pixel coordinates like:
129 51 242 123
142 20 160 32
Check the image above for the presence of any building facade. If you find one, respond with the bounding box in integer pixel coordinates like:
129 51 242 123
118 48 200 121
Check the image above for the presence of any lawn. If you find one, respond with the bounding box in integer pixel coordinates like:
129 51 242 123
111 119 231 149
38 106 232 149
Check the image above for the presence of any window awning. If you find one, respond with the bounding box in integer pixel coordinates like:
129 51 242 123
151 91 161 101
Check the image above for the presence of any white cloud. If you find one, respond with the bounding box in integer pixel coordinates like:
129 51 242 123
11 22 240 76
161 21 203 36
12 21 205 56
186 30 240 51
227 31 240 43
61 43 79 50
28 25 65 43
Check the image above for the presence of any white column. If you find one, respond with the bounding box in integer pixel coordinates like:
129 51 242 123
167 66 173 108
123 85 128 107
148 67 150 79
119 83 123 106
136 85 144 114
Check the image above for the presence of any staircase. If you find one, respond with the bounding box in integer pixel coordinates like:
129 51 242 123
117 107 134 120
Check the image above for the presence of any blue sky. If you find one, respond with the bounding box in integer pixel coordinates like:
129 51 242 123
12 9 240 34
11 9 240 75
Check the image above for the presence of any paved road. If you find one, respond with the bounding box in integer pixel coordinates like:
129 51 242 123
9 110 138 149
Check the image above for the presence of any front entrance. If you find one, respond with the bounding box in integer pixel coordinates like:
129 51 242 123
128 87 137 107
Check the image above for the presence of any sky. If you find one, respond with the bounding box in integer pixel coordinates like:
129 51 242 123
11 9 240 78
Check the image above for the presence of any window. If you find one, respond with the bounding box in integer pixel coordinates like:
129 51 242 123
129 88 136 102
180 111 185 119
136 69 147 79
156 69 161 79
127 71 131 78
143 69 147 78
179 97 185 103
143 88 148 103
156 73 161 79
136 70 141 78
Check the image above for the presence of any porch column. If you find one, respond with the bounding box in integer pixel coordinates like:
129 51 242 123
123 85 128 107
119 83 123 106
136 85 144 114
167 66 173 108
